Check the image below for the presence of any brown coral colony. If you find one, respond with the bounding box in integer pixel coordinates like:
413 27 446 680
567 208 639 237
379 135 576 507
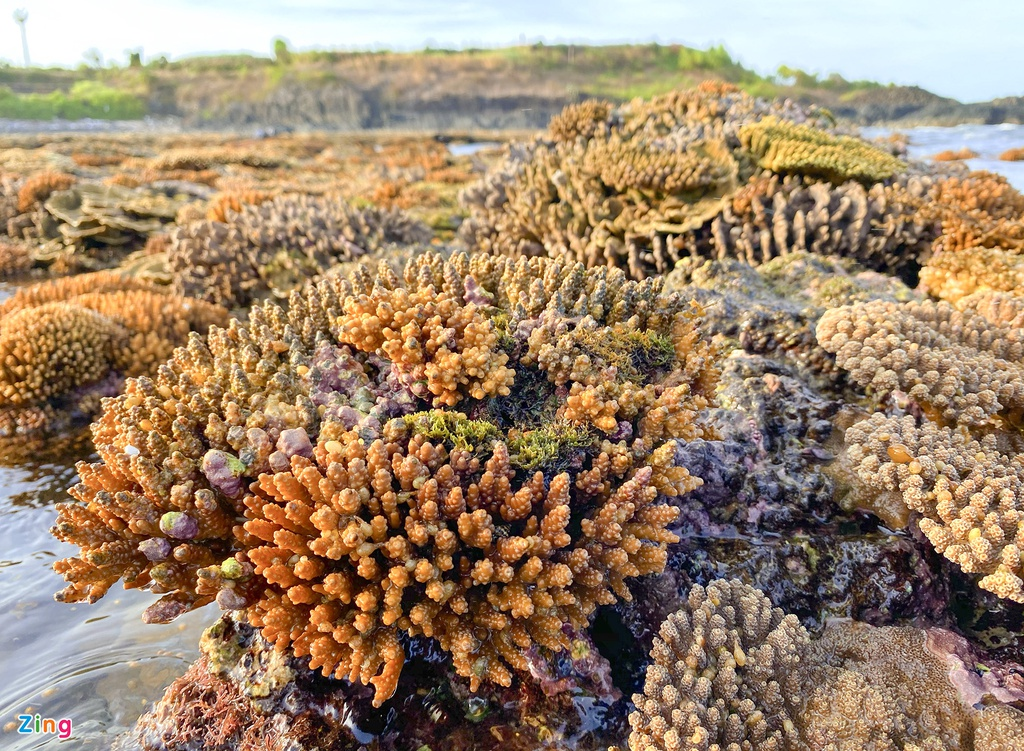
52 252 717 705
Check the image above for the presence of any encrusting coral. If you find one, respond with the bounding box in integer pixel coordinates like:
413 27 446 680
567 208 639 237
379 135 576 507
169 192 431 308
52 251 719 706
459 84 933 280
629 580 1024 751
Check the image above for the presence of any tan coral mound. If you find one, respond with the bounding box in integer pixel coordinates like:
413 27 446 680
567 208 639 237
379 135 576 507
920 246 1024 303
169 193 431 308
628 579 806 751
816 295 1024 428
0 240 33 278
460 85 925 280
739 116 906 183
841 414 1024 602
53 252 718 706
630 581 1024 751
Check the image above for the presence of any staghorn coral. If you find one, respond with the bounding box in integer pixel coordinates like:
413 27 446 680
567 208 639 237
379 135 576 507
628 578 807 751
630 581 1024 751
839 413 1024 603
738 116 906 184
460 85 925 280
816 295 1024 429
920 246 1024 303
52 252 717 707
169 193 432 308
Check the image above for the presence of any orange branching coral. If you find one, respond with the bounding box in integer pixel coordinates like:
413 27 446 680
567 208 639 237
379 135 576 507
0 272 228 436
999 148 1024 162
926 173 1024 254
841 414 1024 603
53 251 718 706
17 170 76 213
205 190 277 223
336 284 515 407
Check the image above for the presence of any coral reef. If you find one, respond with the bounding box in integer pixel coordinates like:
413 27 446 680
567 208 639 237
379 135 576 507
628 579 806 751
839 414 1024 602
819 294 1024 603
16 170 76 213
52 252 718 706
459 85 932 280
816 295 1024 429
630 580 1024 751
169 193 431 308
738 116 906 183
920 246 1024 303
0 271 228 440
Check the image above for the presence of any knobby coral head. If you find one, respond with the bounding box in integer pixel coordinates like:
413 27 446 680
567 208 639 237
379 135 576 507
51 251 719 706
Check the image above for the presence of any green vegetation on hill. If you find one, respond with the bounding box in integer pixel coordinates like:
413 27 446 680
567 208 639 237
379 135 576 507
0 42 893 122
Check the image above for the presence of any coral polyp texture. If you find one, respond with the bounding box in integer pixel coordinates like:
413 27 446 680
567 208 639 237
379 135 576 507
818 293 1024 602
629 580 1024 751
169 193 431 308
816 295 1024 429
459 84 934 280
52 251 718 706
0 271 228 438
920 246 1024 303
737 116 906 183
628 578 806 751
841 413 1024 602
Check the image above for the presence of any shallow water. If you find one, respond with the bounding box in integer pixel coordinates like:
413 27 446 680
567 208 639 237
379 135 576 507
1 123 1023 749
0 441 211 749
864 122 1024 188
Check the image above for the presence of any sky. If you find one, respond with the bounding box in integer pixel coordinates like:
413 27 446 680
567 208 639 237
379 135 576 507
0 0 1019 102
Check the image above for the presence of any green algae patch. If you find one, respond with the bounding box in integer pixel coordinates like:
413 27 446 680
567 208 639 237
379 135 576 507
404 410 501 453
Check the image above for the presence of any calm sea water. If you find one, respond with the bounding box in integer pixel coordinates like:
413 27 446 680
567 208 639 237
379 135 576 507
864 122 1024 188
1 123 1022 749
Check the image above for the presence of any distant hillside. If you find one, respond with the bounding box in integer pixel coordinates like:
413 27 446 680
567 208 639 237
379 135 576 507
0 43 1019 130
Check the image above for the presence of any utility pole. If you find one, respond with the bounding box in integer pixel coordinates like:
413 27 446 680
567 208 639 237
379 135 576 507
13 9 29 67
